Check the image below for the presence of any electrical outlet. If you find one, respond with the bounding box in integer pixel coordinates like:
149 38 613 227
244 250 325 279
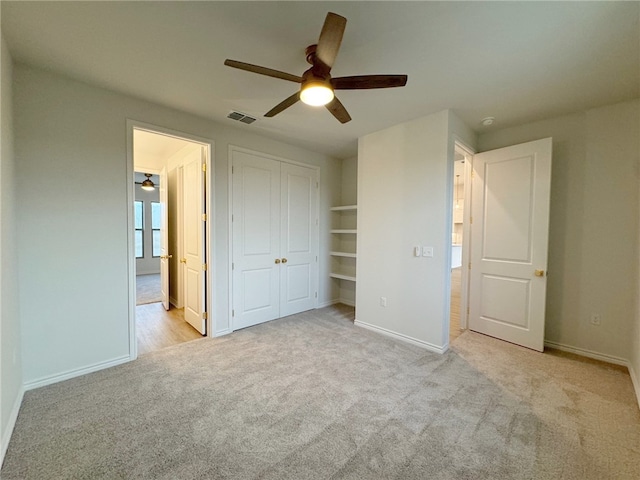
590 313 601 326
422 246 434 257
380 297 387 307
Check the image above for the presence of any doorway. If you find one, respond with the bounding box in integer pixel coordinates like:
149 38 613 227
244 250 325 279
128 123 213 357
449 146 471 343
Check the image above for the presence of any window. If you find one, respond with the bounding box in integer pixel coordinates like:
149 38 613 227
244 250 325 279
151 202 161 257
134 201 143 258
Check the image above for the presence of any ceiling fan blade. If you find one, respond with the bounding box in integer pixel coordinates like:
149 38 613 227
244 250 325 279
315 12 347 73
224 59 302 83
325 96 351 124
264 92 301 117
332 75 408 90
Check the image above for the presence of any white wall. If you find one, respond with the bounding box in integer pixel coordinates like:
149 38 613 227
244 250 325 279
134 183 161 275
0 33 23 463
355 110 476 351
478 99 640 365
634 178 640 405
14 64 340 387
341 156 358 206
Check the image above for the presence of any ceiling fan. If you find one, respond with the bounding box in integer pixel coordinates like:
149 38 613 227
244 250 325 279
224 12 408 124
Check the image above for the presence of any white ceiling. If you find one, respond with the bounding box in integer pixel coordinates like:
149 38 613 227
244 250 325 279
2 1 638 159
134 129 196 170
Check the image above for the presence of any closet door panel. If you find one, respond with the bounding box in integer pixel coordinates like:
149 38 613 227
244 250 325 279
280 163 318 317
232 151 281 329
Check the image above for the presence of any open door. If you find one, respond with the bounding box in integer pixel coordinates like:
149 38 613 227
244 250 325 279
182 147 206 334
159 166 170 311
468 138 552 351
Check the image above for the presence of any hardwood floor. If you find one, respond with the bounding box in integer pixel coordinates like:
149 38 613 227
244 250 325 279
136 302 203 355
450 267 464 343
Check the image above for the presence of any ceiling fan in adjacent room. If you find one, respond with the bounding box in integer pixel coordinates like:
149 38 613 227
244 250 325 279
224 12 408 124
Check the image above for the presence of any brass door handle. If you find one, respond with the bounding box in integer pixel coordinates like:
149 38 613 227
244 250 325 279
275 259 281 264
180 258 187 264
534 269 545 277
160 254 173 260
281 258 288 264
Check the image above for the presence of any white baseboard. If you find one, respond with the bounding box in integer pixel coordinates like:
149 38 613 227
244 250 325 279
317 299 340 309
543 340 629 366
135 270 160 276
169 297 183 309
212 328 232 337
23 355 132 391
354 319 447 354
338 297 355 307
627 362 640 411
1 385 24 467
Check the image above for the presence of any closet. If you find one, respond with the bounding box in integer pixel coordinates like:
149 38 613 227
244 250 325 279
231 147 319 330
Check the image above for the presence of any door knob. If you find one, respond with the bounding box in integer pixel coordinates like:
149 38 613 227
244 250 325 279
281 258 288 264
275 258 281 264
180 258 187 264
160 254 173 260
534 269 545 277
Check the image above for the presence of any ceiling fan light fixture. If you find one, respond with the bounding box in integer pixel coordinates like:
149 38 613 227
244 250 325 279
141 173 155 191
300 82 334 106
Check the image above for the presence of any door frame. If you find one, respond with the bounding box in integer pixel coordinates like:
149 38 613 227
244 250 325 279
126 119 214 359
227 145 321 333
447 139 475 344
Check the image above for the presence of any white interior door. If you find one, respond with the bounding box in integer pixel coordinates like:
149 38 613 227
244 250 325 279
280 163 318 317
182 147 206 334
159 166 170 311
232 151 281 329
468 138 552 351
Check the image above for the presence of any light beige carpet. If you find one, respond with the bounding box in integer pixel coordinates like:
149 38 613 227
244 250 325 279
136 273 161 305
2 305 639 479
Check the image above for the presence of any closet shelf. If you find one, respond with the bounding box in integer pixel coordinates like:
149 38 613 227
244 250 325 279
330 205 357 212
329 273 356 282
330 251 357 258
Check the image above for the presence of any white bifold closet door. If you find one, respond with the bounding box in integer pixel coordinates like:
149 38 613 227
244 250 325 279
232 149 318 330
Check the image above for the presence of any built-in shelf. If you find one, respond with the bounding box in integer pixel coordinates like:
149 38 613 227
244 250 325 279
330 205 358 291
330 251 357 258
329 273 356 282
330 205 358 212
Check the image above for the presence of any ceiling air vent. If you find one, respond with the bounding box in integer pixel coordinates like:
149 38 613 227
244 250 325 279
227 111 257 124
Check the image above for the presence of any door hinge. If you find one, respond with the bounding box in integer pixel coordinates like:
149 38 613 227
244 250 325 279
232 166 234 174
202 312 208 320
316 218 319 226
470 216 473 224
315 255 318 262
471 170 475 178
202 213 207 222
315 292 318 298
467 306 470 315
202 263 207 271
232 262 235 270
468 262 471 270
231 214 234 222
202 163 206 172
232 309 235 317
316 181 319 189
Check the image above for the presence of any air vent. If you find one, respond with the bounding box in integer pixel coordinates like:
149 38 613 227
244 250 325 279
227 111 257 124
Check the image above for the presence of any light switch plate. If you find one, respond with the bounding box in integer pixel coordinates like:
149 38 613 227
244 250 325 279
422 246 434 257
